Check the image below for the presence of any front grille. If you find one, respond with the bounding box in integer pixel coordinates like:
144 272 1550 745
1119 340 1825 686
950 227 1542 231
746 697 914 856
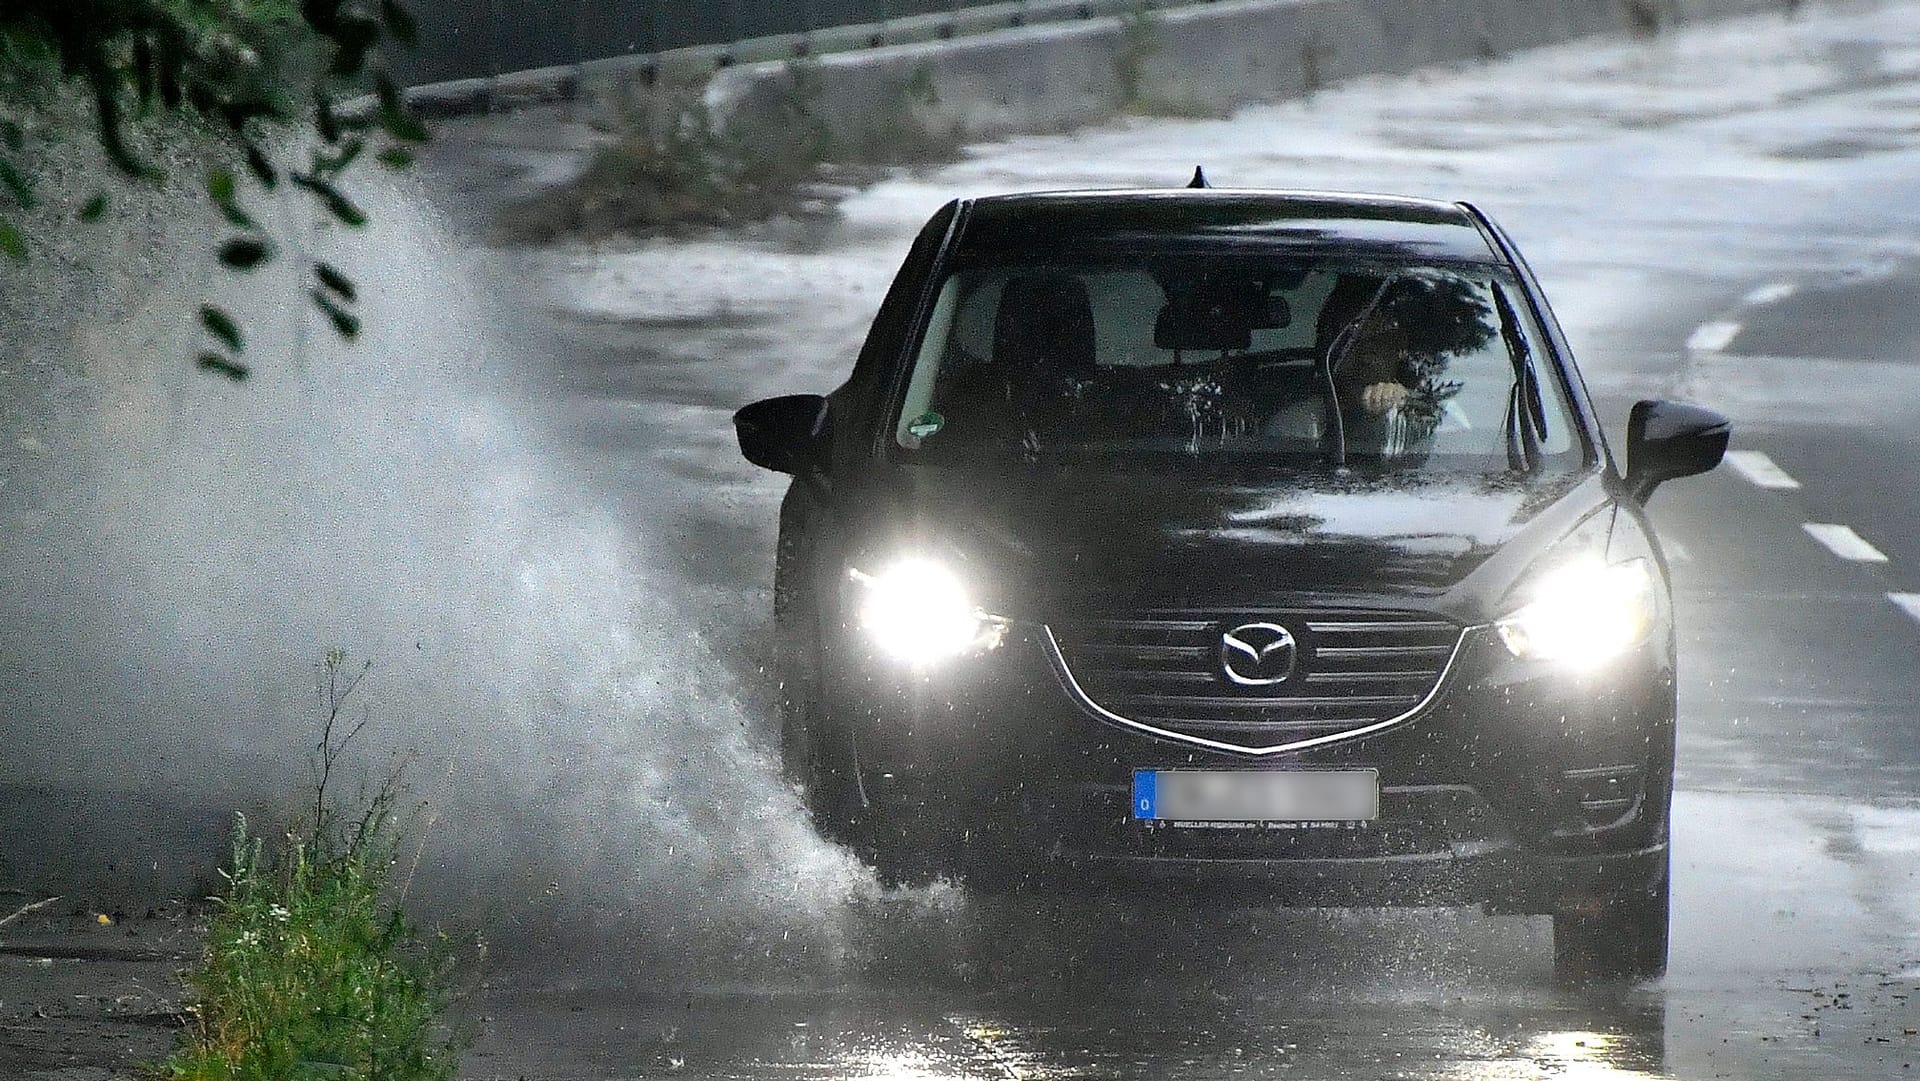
1047 608 1462 751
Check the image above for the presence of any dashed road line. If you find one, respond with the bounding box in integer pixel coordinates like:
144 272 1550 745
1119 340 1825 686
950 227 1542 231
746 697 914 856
1804 523 1889 563
1888 593 1920 625
1742 281 1797 306
1665 540 1692 563
1687 320 1742 353
1724 450 1802 489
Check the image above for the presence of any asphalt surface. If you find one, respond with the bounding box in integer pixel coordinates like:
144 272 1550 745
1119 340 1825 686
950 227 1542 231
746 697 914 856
451 5 1920 1077
12 3 1920 1080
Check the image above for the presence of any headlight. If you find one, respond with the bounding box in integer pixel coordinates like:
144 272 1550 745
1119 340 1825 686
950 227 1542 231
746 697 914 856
848 557 1007 665
1495 557 1656 669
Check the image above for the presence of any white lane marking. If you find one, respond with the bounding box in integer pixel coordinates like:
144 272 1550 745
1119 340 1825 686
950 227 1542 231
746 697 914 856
1687 320 1742 353
1888 593 1920 625
1665 541 1692 563
1723 450 1802 489
1804 523 1890 563
1742 282 1797 306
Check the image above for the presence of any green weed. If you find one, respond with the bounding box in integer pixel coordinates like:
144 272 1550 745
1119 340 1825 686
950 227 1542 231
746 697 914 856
155 650 469 1081
1114 2 1161 110
506 64 835 241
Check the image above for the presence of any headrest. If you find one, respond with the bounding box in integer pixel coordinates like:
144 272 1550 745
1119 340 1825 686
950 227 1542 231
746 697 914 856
1153 271 1290 353
1153 275 1288 352
994 274 1097 375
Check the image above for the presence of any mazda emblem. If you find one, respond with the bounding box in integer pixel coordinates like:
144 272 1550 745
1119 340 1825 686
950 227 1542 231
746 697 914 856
1220 622 1297 686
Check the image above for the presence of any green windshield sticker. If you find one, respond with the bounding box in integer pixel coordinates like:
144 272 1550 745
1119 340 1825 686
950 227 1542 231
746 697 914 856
906 411 945 439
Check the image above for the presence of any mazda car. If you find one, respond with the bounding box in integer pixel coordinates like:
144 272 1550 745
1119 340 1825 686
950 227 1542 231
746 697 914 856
734 185 1728 982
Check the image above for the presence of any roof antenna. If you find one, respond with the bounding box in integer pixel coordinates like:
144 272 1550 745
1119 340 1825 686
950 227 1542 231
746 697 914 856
1187 166 1211 189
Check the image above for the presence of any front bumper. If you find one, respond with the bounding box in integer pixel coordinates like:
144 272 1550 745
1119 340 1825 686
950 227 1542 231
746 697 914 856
824 621 1676 910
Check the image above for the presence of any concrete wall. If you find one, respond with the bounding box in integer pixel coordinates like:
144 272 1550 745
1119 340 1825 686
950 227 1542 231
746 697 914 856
700 0 1801 150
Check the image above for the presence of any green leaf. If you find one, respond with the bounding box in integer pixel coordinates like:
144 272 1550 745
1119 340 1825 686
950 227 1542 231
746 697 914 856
290 173 367 228
207 168 236 205
381 0 419 46
0 218 23 261
201 306 244 352
217 199 257 231
219 238 272 269
374 77 429 143
329 17 382 76
157 60 181 109
79 194 107 221
197 353 250 380
381 110 429 145
0 157 33 208
312 290 361 340
376 147 414 170
376 73 404 114
206 169 259 228
313 136 365 176
243 140 278 189
314 262 357 301
133 37 154 106
315 91 342 143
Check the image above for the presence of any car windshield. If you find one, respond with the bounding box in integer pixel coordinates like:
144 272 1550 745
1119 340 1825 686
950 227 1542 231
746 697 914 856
892 255 1582 473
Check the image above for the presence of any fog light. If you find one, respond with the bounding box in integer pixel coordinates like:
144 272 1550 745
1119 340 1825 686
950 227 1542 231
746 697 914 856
849 557 1006 665
1496 557 1655 669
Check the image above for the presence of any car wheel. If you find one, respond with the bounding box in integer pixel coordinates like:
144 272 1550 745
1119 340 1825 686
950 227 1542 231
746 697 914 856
776 640 865 840
773 527 861 844
1551 860 1670 984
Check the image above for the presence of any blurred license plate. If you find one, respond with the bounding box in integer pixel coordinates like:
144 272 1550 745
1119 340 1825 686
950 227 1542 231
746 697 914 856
1132 769 1379 823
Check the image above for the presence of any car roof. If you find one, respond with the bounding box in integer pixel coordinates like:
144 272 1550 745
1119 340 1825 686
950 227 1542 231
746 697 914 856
955 189 1502 264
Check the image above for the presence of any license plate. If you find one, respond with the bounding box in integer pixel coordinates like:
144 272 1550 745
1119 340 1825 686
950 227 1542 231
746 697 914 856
1132 769 1380 823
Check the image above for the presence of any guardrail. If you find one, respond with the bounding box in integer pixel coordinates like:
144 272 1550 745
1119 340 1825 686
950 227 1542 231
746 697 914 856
398 0 1179 88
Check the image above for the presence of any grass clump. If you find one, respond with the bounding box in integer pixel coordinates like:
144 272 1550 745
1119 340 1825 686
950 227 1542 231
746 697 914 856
1114 2 1162 110
1113 2 1226 120
156 650 468 1081
506 65 836 242
838 62 965 166
507 59 964 243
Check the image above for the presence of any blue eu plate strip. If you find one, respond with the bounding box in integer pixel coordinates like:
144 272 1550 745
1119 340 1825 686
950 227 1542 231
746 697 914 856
1132 770 1157 820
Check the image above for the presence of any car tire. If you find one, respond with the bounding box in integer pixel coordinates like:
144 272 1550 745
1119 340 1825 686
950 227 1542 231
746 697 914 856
775 638 866 841
1551 857 1670 984
772 519 947 890
773 524 862 845
774 603 936 885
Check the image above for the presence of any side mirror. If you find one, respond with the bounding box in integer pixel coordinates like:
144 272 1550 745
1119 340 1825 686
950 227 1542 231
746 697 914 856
734 394 830 475
1624 399 1729 503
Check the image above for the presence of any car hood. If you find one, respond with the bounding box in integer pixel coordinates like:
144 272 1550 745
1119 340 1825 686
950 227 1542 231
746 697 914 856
847 465 1613 622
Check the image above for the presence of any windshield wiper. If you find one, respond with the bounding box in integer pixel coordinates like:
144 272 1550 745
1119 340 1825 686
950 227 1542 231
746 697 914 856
1494 288 1544 473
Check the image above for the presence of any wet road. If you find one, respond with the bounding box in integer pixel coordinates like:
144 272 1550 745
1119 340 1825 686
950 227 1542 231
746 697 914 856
430 3 1920 1078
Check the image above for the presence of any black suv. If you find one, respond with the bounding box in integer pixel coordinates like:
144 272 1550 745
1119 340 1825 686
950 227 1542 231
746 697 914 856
735 188 1727 982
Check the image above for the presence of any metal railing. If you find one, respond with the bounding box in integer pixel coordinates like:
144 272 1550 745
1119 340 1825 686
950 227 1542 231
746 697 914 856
398 0 1163 87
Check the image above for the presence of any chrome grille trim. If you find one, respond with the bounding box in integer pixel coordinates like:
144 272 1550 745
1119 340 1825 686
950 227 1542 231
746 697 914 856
1315 644 1453 659
1040 623 1477 757
1302 670 1437 685
1109 692 1421 710
1305 619 1456 633
1073 618 1215 633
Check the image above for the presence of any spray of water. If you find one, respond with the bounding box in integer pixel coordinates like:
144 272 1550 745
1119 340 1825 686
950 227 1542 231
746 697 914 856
0 147 931 990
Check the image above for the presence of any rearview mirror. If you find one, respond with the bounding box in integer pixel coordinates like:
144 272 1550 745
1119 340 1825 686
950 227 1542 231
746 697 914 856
1624 400 1729 503
734 394 830 475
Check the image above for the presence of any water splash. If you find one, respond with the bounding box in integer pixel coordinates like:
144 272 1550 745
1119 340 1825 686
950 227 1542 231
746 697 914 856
0 153 896 990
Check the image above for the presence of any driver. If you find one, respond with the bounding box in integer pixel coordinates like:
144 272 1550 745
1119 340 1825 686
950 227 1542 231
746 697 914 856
1332 283 1418 417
